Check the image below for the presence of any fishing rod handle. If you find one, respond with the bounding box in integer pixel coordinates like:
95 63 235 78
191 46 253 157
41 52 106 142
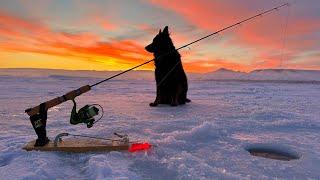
25 85 91 116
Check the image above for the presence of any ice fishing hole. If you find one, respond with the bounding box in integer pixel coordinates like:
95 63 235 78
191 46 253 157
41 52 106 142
245 144 300 161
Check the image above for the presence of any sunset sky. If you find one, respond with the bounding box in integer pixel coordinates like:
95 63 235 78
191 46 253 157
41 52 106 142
0 0 319 73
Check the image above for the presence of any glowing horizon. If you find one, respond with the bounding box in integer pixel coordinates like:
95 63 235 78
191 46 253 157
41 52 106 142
0 0 319 73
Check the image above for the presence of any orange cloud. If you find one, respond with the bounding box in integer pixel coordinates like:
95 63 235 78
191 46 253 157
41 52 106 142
0 11 153 70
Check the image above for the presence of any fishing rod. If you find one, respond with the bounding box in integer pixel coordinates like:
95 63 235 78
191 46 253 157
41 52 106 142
91 2 289 87
25 2 289 146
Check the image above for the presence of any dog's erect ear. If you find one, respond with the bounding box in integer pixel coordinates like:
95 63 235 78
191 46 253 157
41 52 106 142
163 26 169 35
158 29 162 34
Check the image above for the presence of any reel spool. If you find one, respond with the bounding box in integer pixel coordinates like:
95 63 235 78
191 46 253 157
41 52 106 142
70 99 104 128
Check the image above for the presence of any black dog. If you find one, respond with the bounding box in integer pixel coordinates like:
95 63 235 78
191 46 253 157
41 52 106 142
145 26 190 106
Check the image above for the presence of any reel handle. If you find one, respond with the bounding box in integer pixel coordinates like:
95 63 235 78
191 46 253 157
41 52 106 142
25 85 91 116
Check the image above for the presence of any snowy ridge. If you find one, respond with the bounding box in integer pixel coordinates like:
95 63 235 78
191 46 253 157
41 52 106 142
199 68 320 82
1 68 319 82
0 68 155 80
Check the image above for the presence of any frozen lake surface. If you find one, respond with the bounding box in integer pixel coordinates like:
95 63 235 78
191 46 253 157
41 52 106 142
0 75 319 179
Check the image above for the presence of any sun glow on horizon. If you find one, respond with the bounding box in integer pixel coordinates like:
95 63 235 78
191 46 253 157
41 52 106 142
0 0 319 73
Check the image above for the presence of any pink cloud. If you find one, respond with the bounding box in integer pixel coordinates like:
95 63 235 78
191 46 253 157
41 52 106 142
146 0 320 70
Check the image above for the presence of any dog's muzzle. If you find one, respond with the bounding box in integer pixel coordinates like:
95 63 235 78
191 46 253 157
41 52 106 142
145 44 154 53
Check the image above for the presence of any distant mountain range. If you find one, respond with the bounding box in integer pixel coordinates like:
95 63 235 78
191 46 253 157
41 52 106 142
1 68 319 82
201 68 320 82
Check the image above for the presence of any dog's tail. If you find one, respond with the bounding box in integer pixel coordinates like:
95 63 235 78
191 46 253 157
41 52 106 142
185 98 191 103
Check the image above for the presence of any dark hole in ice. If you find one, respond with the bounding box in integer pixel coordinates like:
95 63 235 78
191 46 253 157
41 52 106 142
245 144 300 161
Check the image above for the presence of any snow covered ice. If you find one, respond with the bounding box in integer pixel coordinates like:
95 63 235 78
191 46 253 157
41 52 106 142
0 69 320 179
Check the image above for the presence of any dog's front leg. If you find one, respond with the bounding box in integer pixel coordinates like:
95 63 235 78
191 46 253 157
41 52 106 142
170 94 179 106
150 88 160 107
150 98 160 107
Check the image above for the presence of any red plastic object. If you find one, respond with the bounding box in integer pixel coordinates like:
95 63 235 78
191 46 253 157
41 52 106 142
128 143 151 152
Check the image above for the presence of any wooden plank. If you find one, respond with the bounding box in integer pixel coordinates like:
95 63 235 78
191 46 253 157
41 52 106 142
23 139 129 153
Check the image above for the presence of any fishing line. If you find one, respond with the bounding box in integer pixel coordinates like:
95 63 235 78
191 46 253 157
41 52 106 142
66 133 139 143
90 3 290 88
280 3 291 68
156 3 290 86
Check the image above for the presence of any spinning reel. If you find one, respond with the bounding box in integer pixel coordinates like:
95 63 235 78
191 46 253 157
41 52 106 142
70 99 104 128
